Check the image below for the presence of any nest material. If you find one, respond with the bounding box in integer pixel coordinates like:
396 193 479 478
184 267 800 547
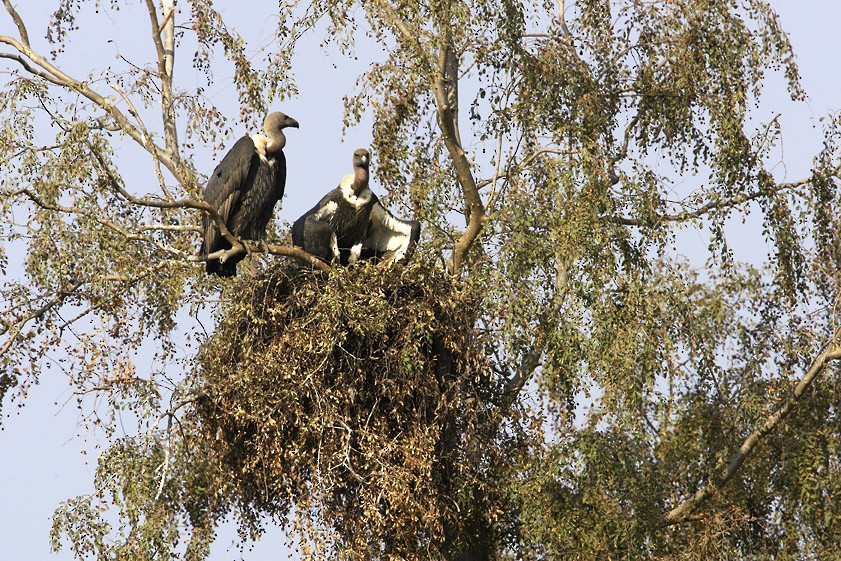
193 261 503 559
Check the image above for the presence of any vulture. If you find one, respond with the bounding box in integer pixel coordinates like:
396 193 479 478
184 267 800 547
201 111 299 276
291 148 420 266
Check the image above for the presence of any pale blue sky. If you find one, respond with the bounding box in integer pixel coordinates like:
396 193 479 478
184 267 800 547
2 2 840 560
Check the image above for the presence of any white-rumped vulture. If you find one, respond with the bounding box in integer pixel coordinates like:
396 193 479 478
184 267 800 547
291 148 420 266
201 111 299 276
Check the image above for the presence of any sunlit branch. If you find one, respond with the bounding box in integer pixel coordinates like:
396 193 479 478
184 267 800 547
155 414 173 502
7 185 195 262
140 224 203 233
145 0 178 160
616 114 640 164
372 0 433 71
502 257 569 408
0 52 64 86
2 0 29 46
86 145 240 252
366 2 484 275
55 261 176 332
109 83 174 200
9 184 327 271
477 147 579 193
264 243 331 272
99 217 196 261
198 242 330 272
431 31 484 276
484 131 506 212
554 0 580 61
663 326 841 526
755 114 782 156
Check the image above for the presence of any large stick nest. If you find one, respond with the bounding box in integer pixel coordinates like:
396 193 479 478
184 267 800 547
192 261 513 559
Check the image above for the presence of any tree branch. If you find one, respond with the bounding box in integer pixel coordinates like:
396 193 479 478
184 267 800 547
2 0 29 46
85 144 240 250
373 2 484 275
662 328 841 526
0 280 85 362
0 52 64 86
145 0 178 159
615 177 810 227
0 33 183 182
501 257 568 408
373 0 433 71
109 83 174 200
9 182 328 272
264 243 332 272
430 30 484 276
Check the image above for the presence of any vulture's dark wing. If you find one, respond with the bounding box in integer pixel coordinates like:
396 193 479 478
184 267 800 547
228 150 285 241
291 189 343 263
362 195 421 265
201 136 256 259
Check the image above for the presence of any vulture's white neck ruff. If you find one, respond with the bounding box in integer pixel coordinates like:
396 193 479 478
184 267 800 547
338 174 372 209
251 133 280 165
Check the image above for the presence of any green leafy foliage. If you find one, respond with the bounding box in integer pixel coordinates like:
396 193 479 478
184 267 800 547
3 0 841 560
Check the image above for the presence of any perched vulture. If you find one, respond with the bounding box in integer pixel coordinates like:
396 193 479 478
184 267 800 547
291 148 420 266
201 111 299 276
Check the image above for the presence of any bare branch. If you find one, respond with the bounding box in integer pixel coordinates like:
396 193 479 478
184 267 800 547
7 185 197 262
477 147 579 194
8 181 329 274
110 83 174 200
155 415 173 502
373 0 433 70
110 84 150 143
0 53 64 86
145 0 178 157
502 257 569 407
86 144 238 248
366 2 484 275
484 132 506 212
2 0 29 46
264 243 332 272
0 280 85 362
158 6 175 34
140 224 202 233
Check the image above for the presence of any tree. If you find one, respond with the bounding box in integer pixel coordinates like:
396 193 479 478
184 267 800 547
2 0 841 559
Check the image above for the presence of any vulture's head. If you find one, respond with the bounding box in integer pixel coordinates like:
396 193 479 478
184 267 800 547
262 112 299 154
353 148 370 171
264 111 300 134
